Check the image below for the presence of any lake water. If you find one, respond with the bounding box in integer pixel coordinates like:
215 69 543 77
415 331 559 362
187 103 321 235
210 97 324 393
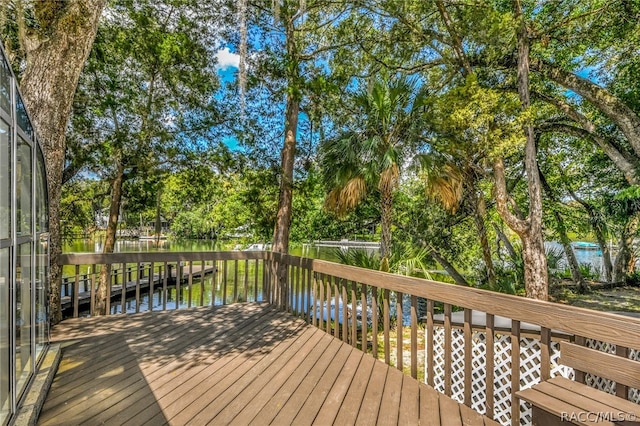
61 238 607 319
63 238 340 260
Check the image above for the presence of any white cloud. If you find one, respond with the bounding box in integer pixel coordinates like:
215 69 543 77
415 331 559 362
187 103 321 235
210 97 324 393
215 47 240 70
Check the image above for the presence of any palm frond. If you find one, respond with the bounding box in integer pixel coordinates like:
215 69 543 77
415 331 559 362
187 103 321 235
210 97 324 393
324 176 367 216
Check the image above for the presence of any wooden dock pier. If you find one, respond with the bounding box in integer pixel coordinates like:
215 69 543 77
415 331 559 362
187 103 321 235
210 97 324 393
61 263 217 315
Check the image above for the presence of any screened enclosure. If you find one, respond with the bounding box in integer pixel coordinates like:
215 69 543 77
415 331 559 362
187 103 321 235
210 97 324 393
0 45 49 425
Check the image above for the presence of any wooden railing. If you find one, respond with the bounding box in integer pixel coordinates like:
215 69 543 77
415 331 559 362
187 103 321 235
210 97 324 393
268 253 640 426
59 251 640 426
58 251 271 318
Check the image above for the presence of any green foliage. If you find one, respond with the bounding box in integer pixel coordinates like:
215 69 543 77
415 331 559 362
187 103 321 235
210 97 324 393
332 246 432 279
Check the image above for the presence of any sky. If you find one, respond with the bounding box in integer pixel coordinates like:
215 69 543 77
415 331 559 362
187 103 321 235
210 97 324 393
215 48 242 150
215 47 240 84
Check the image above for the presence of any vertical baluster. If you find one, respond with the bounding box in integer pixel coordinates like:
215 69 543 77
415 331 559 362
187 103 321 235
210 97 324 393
540 326 551 381
261 259 267 303
397 291 403 371
384 289 390 365
243 259 249 304
200 261 205 306
350 280 357 346
444 303 452 396
234 259 239 304
311 272 317 327
106 264 111 314
222 260 228 305
163 261 168 311
318 274 325 330
411 295 417 379
340 279 347 340
293 263 299 315
187 261 193 308
175 261 181 310
511 320 521 426
574 335 586 384
463 308 472 406
325 276 332 334
135 262 141 313
120 262 126 314
297 261 302 315
361 284 368 353
426 300 435 387
333 278 339 338
213 261 219 306
306 268 312 323
149 262 155 311
254 259 259 303
616 346 630 399
89 265 96 316
486 313 495 420
288 262 293 312
371 286 377 358
73 265 80 318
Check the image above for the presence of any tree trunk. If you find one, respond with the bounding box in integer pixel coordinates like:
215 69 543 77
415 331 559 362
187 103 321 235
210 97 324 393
94 158 125 316
429 248 470 286
538 168 586 291
272 15 300 255
17 0 106 324
472 196 495 288
596 228 614 283
155 188 162 239
493 223 518 260
553 210 587 292
493 2 548 300
379 186 393 262
614 214 639 282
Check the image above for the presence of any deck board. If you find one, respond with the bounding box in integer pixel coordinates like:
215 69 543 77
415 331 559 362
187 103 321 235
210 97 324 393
39 303 498 425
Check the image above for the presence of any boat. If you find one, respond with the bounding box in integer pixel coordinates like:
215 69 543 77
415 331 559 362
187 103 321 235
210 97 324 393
572 241 600 250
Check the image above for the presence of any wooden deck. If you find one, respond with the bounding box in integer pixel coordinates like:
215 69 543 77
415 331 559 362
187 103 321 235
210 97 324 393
39 303 498 425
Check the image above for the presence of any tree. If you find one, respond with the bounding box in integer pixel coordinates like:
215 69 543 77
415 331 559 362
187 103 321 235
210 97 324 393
72 0 220 314
1 0 107 323
492 0 548 300
320 76 425 266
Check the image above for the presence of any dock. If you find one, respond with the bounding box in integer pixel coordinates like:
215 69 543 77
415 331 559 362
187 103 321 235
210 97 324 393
60 263 216 314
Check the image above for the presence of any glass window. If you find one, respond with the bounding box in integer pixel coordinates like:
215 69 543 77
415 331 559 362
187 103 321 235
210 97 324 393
16 138 31 237
0 120 9 240
16 243 32 398
35 234 48 359
35 147 48 233
0 56 9 115
0 248 9 425
15 94 32 138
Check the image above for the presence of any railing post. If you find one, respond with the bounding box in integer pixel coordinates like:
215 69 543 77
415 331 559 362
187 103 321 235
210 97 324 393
73 265 80 318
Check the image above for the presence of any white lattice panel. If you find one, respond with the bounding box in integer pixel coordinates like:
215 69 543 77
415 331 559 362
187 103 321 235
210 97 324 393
428 327 577 426
427 327 639 426
470 332 487 415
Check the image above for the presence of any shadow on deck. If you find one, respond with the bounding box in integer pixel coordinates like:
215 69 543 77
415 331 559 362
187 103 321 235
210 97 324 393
39 303 498 425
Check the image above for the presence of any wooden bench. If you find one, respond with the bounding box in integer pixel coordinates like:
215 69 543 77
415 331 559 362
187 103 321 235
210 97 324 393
517 341 640 425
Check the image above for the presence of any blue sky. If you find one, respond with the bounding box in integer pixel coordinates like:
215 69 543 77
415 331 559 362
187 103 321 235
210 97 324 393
215 48 242 150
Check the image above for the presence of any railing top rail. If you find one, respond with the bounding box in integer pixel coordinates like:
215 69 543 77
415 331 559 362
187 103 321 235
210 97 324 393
59 250 268 265
278 253 640 350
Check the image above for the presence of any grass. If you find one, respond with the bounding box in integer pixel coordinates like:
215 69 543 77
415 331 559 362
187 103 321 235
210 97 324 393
374 324 426 382
553 286 640 313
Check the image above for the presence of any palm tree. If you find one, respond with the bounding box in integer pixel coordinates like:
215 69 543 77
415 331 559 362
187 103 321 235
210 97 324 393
320 76 425 268
419 153 496 289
